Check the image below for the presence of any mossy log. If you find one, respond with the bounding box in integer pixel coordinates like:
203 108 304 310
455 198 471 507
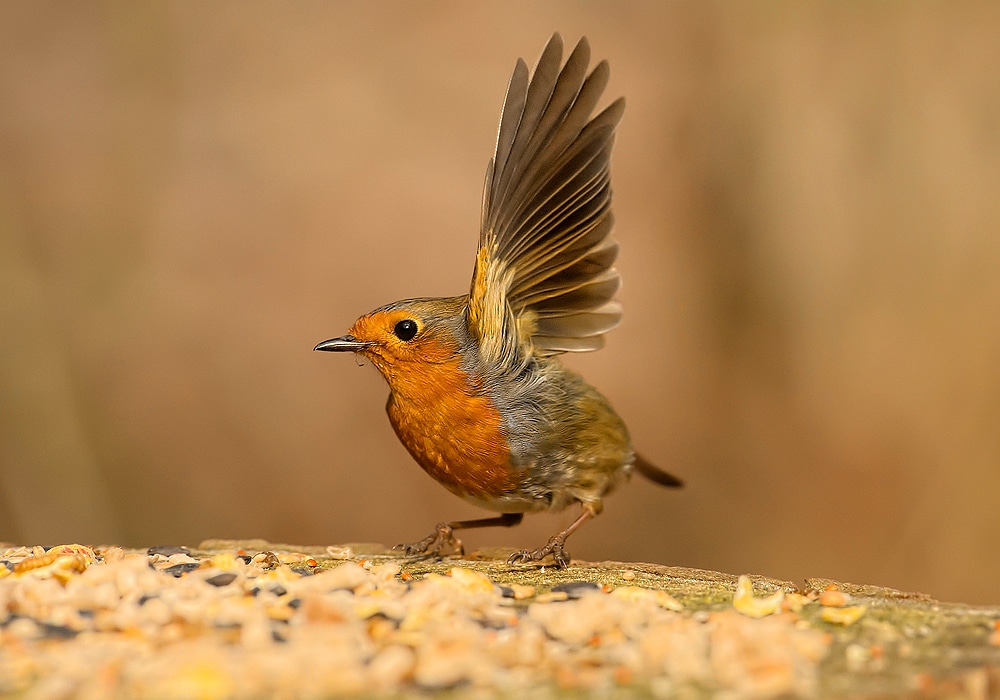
0 539 997 698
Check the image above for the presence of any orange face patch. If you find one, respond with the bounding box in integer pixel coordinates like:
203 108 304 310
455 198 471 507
348 310 455 368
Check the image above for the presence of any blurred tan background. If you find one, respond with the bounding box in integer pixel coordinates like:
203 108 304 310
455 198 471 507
1 3 998 604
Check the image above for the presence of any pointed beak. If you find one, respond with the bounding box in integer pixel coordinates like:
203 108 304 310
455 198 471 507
313 335 371 352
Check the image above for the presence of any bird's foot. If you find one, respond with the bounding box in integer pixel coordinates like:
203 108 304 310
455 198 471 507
507 534 570 568
393 522 464 559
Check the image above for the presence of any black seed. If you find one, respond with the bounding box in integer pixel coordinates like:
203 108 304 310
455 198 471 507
499 586 516 598
250 584 288 597
163 562 201 577
290 567 313 576
147 545 191 557
287 598 302 609
39 622 78 639
205 572 238 587
551 581 601 599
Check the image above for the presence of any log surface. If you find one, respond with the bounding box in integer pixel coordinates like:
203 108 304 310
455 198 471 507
1 540 998 698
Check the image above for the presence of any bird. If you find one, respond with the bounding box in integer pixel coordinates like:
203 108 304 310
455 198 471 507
314 33 682 568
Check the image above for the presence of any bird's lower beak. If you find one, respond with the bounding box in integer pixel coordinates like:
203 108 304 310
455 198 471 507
313 335 371 352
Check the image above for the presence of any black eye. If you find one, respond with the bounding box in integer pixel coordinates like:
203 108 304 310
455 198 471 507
393 319 418 341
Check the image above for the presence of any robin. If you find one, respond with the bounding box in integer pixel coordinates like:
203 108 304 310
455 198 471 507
315 34 681 567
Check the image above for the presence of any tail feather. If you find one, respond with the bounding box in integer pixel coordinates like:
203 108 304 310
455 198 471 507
633 453 683 488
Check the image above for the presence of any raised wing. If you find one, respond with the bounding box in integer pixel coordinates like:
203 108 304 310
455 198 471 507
468 34 625 361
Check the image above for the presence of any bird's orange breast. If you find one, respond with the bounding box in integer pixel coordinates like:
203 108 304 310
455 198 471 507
383 355 518 502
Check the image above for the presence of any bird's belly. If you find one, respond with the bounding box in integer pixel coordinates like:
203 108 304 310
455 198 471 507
386 391 523 506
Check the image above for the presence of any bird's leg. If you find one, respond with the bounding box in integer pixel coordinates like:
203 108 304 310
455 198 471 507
508 502 599 568
395 512 524 559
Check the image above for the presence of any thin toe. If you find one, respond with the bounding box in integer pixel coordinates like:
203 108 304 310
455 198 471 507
394 523 458 559
507 540 571 568
507 550 531 565
394 542 425 556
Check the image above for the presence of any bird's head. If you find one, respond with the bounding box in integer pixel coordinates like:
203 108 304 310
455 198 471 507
314 296 470 384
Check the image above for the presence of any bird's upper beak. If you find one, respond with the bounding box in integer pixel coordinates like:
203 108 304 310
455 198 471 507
313 335 372 352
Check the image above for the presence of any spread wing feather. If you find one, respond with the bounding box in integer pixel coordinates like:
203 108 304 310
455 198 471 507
470 34 625 359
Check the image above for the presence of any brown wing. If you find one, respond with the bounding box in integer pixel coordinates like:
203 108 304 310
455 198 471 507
468 34 625 361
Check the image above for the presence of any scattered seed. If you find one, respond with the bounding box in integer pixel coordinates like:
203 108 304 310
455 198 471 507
147 545 191 557
733 575 785 618
782 592 811 613
163 563 201 577
551 581 601 599
325 545 354 560
818 589 850 607
38 622 79 640
610 586 683 611
821 605 867 626
252 552 281 570
534 591 569 604
507 584 536 600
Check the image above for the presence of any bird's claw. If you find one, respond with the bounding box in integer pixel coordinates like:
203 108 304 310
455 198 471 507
393 522 464 559
507 534 570 568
